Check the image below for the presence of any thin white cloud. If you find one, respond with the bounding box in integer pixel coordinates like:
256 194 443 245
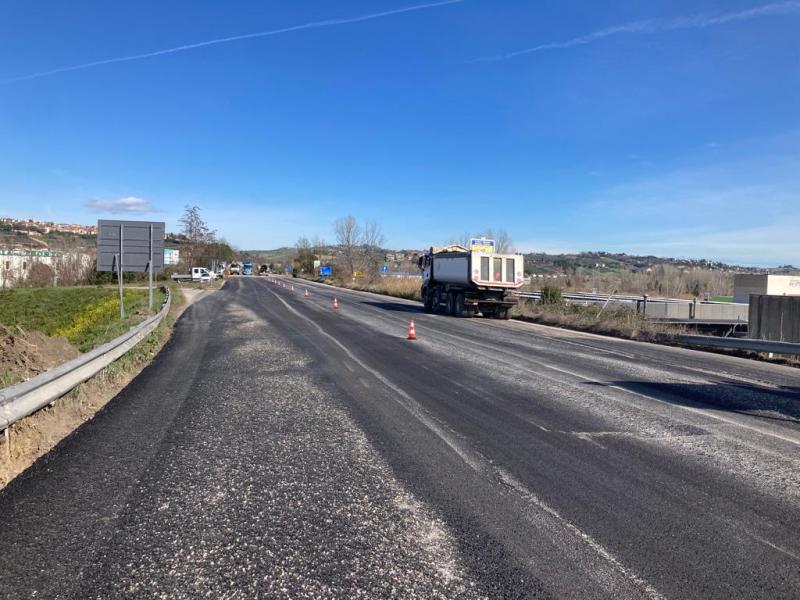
85 196 158 213
472 1 800 62
3 0 464 84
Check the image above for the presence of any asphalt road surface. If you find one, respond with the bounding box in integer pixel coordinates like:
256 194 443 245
1 276 799 599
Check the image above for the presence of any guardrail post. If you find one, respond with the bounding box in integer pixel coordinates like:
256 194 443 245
3 427 10 462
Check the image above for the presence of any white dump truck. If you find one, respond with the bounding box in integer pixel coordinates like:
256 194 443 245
418 242 524 318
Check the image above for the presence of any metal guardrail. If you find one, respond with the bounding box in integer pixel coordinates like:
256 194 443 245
517 290 739 306
0 288 171 430
517 291 749 326
673 334 800 356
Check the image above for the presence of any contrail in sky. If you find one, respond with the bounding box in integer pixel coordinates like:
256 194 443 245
2 0 464 84
471 0 800 62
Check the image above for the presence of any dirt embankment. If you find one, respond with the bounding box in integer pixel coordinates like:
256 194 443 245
0 286 190 488
0 325 79 387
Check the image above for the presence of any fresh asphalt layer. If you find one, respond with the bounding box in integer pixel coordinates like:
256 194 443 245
1 276 798 599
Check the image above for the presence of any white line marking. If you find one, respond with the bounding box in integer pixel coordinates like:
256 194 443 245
495 467 665 600
265 285 665 598
541 362 800 448
268 289 483 471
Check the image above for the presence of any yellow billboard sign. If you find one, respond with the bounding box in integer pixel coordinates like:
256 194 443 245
470 238 495 254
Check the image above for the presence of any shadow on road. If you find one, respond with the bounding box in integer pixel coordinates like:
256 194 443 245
362 301 424 314
586 380 800 423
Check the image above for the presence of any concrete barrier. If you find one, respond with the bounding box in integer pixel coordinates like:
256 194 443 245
693 302 748 322
749 295 800 343
644 301 748 322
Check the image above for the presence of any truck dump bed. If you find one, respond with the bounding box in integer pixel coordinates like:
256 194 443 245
429 246 523 289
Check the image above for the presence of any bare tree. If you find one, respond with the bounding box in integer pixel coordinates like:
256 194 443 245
312 235 327 257
493 229 514 253
21 262 54 288
53 252 93 286
334 215 361 276
361 220 386 279
447 232 472 248
179 205 215 268
296 236 316 273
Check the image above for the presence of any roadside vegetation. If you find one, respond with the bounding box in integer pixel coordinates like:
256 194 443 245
0 285 186 488
303 274 422 301
0 286 165 353
513 286 677 341
523 263 736 300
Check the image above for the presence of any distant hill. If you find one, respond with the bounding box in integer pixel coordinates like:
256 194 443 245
240 247 297 267
523 251 798 276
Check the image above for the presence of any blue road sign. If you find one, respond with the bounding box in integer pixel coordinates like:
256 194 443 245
320 266 332 276
381 264 389 273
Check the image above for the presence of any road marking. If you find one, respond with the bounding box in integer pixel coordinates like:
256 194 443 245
495 467 665 600
503 318 795 390
747 532 800 562
266 289 483 471
541 362 800 448
299 295 800 449
489 321 640 360
569 431 608 449
265 286 665 598
525 417 549 432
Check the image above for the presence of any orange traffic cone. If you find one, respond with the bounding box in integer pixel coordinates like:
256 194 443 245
407 320 417 340
332 298 339 309
304 289 309 297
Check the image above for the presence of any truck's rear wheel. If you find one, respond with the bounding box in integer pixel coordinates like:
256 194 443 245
445 292 456 316
496 308 510 320
423 289 433 312
454 293 466 317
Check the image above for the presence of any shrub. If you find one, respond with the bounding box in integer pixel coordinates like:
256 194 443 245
540 286 563 305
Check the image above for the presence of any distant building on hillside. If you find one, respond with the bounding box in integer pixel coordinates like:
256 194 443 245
0 248 93 288
733 274 800 304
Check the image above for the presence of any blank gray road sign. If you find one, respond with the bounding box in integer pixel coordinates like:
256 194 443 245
97 220 165 272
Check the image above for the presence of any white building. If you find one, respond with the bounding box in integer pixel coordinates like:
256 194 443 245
733 274 800 304
0 248 93 288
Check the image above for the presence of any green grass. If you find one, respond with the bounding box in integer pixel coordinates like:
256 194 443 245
0 286 166 352
710 295 733 303
0 371 23 388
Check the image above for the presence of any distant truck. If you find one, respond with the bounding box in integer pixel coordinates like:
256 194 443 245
172 267 214 283
242 261 253 276
418 244 524 319
229 262 241 275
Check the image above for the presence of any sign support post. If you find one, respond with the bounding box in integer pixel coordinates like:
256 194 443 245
148 223 153 312
118 223 125 319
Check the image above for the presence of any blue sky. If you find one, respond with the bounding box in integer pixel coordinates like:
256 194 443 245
1 0 798 265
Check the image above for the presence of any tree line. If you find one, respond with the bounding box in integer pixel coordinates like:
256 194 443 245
294 215 386 279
